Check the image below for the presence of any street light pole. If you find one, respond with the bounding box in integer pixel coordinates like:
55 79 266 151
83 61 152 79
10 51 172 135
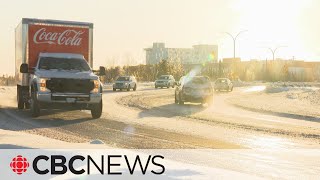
267 46 286 61
225 30 248 59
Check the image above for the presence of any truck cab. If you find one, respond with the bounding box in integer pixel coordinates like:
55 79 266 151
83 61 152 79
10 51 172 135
27 53 103 118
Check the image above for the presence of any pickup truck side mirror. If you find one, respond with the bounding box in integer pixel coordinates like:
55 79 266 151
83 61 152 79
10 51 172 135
99 66 106 76
20 63 29 73
29 67 36 74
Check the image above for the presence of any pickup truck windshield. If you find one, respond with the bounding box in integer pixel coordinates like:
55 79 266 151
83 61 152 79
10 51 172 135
38 57 91 71
159 76 169 80
117 77 130 81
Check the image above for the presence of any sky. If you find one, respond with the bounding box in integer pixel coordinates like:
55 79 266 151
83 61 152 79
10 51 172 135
0 0 320 75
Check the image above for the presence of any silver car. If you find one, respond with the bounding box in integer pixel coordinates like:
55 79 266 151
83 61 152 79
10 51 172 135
155 75 175 88
113 76 137 91
214 78 233 92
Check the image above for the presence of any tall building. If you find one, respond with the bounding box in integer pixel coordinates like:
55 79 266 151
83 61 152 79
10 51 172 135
144 43 218 64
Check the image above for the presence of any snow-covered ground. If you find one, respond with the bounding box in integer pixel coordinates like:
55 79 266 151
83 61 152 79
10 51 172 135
228 82 320 118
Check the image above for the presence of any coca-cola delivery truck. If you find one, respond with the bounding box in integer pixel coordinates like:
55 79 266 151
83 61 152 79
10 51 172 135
15 18 105 118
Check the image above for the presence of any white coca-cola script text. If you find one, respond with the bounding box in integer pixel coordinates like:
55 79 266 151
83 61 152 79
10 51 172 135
33 28 85 46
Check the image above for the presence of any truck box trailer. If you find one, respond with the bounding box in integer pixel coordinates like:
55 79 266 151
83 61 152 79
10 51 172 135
15 18 104 118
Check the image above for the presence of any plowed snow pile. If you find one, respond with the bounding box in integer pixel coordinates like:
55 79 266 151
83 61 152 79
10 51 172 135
228 83 320 118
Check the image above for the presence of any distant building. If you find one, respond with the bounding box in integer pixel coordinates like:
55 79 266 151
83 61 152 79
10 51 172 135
287 61 318 81
222 58 241 63
144 43 218 65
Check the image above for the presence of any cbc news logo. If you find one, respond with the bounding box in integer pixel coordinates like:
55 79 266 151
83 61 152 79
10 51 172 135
8 154 165 176
10 155 30 175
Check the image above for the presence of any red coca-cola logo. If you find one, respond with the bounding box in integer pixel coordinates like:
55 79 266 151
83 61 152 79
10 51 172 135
28 24 89 68
10 155 30 175
33 27 84 46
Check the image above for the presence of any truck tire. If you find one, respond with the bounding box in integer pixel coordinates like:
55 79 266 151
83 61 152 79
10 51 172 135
113 88 116 91
133 84 137 91
30 90 40 117
91 100 102 119
17 86 24 109
178 93 184 105
175 93 178 104
25 102 30 109
127 85 131 91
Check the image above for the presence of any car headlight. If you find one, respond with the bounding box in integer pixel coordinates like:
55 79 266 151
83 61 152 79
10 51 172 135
91 80 100 93
39 78 50 92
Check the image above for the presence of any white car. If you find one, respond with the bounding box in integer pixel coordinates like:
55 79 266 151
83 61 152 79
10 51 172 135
113 76 137 91
155 75 175 88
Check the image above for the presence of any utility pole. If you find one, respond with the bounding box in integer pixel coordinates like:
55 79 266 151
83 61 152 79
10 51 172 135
265 58 268 81
225 30 248 59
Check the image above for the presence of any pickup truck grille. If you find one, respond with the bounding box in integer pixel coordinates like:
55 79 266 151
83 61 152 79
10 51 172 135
46 78 94 93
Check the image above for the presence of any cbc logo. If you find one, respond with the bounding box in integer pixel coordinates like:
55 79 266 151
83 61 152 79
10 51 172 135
10 155 30 175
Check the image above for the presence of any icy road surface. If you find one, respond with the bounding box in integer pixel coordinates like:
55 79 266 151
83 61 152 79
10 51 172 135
0 85 320 178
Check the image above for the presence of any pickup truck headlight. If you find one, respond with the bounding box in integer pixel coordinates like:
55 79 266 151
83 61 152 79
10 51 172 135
91 80 100 93
39 78 50 92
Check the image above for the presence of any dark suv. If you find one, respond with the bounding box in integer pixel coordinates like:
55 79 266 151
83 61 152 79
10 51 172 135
175 76 213 105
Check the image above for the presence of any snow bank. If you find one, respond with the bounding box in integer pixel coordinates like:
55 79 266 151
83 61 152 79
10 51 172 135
229 83 320 118
265 82 319 93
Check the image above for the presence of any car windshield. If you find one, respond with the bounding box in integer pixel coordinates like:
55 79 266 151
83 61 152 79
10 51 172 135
191 77 209 84
117 77 130 81
217 79 227 83
183 76 209 85
38 57 91 71
159 76 169 80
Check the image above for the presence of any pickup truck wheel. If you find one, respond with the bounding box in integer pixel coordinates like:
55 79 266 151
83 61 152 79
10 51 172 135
127 85 131 91
174 93 178 104
113 88 116 91
230 87 233 92
25 102 30 109
91 100 102 119
178 93 184 105
133 85 137 91
30 91 40 117
17 87 24 109
155 86 158 89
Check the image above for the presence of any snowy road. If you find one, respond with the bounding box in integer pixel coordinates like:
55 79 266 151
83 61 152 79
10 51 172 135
0 85 319 149
1 85 320 178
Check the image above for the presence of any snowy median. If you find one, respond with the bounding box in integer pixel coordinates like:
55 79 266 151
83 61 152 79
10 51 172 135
228 82 320 119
